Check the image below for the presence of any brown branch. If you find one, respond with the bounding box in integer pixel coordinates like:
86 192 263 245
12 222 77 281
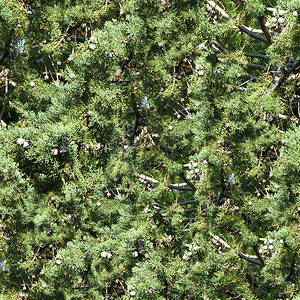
239 73 260 81
137 173 195 191
207 1 231 20
183 208 197 213
285 252 297 281
278 114 299 125
42 71 62 77
179 200 198 206
137 174 160 184
168 288 179 294
0 69 9 123
258 16 272 45
168 184 194 191
209 233 264 266
152 202 198 213
231 86 247 92
252 244 265 267
238 253 262 266
212 40 229 54
0 30 14 65
111 52 133 83
180 173 197 192
244 53 269 60
50 25 71 53
212 41 269 69
153 202 168 209
0 105 5 123
210 233 232 249
274 60 300 91
238 26 268 43
161 0 167 12
246 63 267 71
76 264 91 289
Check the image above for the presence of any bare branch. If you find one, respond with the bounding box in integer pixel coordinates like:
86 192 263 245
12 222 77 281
252 244 265 267
180 173 197 192
0 30 14 65
0 105 5 123
179 200 199 206
168 184 194 191
238 26 268 43
278 114 299 124
258 16 273 45
50 25 70 53
42 71 62 77
153 202 168 209
207 1 231 20
183 208 198 213
239 73 261 81
75 264 91 289
111 52 133 83
285 252 297 281
161 0 167 12
212 41 269 69
246 63 267 71
209 233 264 266
137 174 160 184
212 40 229 54
210 233 232 249
238 253 262 266
274 60 300 91
244 53 269 60
137 174 195 191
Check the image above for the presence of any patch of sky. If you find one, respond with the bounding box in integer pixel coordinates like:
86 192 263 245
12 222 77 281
16 39 25 53
140 96 151 108
0 259 7 271
228 172 237 184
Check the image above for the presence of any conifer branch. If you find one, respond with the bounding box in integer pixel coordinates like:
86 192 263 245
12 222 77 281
0 30 14 65
207 1 231 20
238 26 268 44
273 60 300 91
212 41 267 70
252 244 265 267
210 233 231 249
75 264 91 289
246 63 267 71
278 114 299 125
285 252 297 281
161 0 167 12
50 25 70 53
208 1 267 44
179 200 198 206
258 16 273 45
238 253 262 266
137 174 195 191
111 52 133 83
168 185 194 191
243 53 269 60
180 173 197 192
210 233 264 266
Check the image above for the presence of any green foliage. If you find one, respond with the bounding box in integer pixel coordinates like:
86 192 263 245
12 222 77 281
0 0 299 299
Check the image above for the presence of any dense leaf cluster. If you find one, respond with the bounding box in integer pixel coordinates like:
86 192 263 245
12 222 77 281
0 0 299 299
